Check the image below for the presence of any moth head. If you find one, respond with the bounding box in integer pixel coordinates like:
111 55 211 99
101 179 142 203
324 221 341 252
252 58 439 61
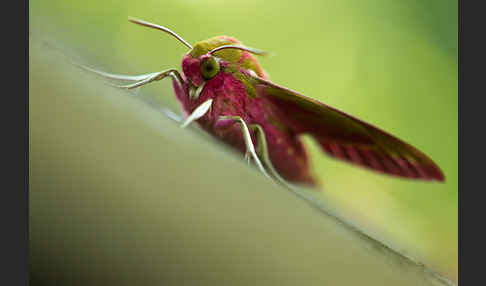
127 17 266 89
181 53 221 88
182 38 267 88
182 36 242 87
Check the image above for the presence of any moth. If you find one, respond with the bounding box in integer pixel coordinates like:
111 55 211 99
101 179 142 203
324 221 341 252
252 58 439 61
83 18 444 188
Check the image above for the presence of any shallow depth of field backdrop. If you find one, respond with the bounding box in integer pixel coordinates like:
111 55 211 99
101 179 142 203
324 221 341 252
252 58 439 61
30 0 458 282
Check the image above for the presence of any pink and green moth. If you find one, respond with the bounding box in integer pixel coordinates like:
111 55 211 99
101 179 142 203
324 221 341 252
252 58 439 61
84 18 445 188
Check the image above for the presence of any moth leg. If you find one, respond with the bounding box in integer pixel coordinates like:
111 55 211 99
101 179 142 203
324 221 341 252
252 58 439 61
74 63 158 81
180 99 213 128
75 63 184 89
109 69 183 89
217 116 270 179
249 124 297 190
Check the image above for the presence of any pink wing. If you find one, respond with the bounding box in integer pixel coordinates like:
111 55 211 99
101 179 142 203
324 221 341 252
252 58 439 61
253 76 444 181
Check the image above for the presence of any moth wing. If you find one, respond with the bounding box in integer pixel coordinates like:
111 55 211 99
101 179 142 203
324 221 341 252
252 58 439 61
251 76 444 181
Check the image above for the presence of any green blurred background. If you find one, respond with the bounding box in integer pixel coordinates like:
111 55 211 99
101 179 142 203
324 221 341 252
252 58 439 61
29 0 457 282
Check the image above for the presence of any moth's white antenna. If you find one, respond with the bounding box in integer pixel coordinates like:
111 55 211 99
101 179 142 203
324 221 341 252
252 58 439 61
128 17 193 50
209 45 267 56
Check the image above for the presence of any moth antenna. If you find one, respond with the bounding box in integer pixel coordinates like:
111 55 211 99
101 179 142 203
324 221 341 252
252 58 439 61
209 45 267 56
128 17 193 49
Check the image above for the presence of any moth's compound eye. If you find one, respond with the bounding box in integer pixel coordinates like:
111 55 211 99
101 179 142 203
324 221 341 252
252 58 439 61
200 56 220 80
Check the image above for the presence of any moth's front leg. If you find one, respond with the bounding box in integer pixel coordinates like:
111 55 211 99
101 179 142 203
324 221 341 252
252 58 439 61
75 64 184 90
75 63 187 122
216 116 270 179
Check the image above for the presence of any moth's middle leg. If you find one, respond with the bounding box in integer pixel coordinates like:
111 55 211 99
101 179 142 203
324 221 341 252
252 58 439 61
216 116 270 179
248 124 297 190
